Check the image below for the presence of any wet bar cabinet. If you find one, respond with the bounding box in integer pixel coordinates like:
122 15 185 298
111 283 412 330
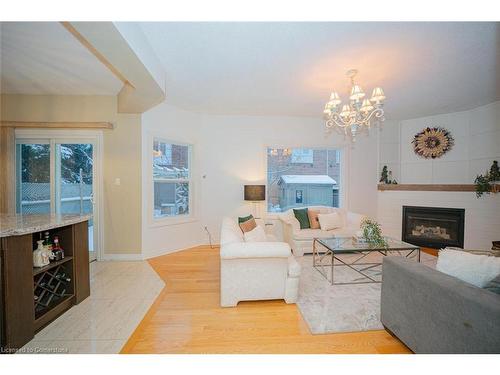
0 214 90 352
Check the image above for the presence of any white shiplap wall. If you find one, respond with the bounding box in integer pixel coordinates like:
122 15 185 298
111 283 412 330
377 101 500 250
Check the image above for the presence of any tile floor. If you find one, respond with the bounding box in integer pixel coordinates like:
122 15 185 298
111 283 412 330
19 260 165 354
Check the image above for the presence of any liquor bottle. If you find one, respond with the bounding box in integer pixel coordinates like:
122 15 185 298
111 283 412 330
43 231 52 250
52 236 64 261
44 231 55 261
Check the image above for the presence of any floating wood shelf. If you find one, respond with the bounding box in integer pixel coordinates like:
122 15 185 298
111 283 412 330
377 184 477 192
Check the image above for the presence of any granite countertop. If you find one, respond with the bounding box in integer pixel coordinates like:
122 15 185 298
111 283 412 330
0 213 92 238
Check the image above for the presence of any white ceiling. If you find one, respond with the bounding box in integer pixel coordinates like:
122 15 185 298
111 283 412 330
1 22 498 120
139 22 500 120
0 22 122 95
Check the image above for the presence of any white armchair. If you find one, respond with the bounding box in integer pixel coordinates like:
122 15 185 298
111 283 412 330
280 206 366 256
219 217 301 307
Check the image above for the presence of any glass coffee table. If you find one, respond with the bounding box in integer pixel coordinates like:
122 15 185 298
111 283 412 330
312 237 420 285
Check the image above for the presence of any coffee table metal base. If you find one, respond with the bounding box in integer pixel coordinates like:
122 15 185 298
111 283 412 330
312 238 420 285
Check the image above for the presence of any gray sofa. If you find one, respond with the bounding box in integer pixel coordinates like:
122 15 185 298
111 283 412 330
381 257 500 354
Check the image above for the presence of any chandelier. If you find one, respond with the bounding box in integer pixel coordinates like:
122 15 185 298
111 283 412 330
324 69 386 141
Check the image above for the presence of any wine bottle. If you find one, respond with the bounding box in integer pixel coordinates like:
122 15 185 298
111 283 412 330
40 281 55 290
55 272 71 283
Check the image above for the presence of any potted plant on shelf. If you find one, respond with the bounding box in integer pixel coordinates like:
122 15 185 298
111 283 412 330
379 165 398 185
474 160 499 198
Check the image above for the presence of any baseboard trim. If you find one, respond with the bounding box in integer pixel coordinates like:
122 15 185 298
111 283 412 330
100 253 144 261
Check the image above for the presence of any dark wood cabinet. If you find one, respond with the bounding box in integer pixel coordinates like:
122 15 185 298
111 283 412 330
1 234 35 351
73 222 90 304
0 247 3 351
0 220 90 352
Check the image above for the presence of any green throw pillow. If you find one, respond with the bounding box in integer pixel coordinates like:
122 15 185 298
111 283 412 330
238 214 254 224
293 208 310 229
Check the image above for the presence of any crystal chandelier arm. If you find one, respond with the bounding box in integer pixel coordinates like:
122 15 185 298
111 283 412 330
325 112 355 129
362 107 385 124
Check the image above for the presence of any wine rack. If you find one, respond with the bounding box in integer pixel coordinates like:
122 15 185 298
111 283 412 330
1 220 89 351
33 261 74 320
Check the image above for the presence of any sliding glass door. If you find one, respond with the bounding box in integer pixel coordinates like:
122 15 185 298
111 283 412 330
16 137 99 262
16 142 52 214
55 143 96 260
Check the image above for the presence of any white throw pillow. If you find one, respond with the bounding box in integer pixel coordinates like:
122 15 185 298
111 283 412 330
436 249 500 288
243 225 268 242
318 212 343 231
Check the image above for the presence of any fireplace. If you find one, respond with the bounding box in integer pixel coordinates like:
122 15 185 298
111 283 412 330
402 206 465 249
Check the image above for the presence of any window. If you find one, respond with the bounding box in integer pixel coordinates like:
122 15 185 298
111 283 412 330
153 139 191 218
267 147 341 212
291 149 313 164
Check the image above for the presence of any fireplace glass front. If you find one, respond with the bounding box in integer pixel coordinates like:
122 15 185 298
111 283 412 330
402 206 465 249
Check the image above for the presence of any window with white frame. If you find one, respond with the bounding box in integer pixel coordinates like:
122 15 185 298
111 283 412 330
267 147 342 212
153 139 191 218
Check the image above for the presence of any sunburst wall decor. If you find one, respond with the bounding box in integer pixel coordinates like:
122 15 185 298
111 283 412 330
412 127 454 159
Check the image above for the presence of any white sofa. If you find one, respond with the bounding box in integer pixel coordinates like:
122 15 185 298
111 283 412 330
279 206 366 256
219 217 301 307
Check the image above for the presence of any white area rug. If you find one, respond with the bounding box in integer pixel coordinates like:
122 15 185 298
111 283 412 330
297 252 437 334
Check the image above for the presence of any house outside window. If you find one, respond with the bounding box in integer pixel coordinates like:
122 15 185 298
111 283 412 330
153 139 191 218
291 149 313 164
267 147 341 212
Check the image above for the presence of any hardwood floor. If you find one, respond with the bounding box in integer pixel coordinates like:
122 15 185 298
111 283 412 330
121 246 411 354
421 247 439 257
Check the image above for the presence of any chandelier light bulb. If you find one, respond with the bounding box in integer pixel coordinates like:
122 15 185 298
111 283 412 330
329 91 342 106
360 99 374 113
349 85 365 101
340 104 351 118
370 87 386 103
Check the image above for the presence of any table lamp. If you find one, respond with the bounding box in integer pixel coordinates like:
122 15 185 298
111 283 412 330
244 185 265 218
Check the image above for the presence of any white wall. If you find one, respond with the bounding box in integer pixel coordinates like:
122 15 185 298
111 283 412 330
377 101 500 250
143 100 499 255
379 101 500 184
141 101 380 254
198 114 379 243
141 103 205 258
2 94 143 257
